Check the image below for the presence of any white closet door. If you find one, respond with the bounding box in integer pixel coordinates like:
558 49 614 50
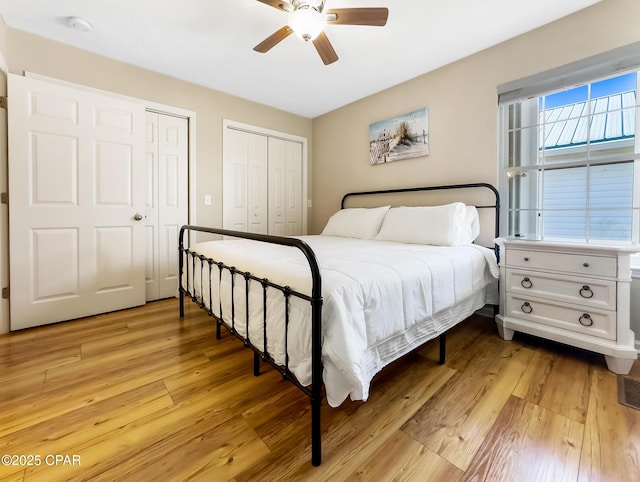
247 134 268 234
157 114 188 298
268 138 286 235
223 120 307 236
284 140 303 235
144 112 188 301
8 73 146 330
223 128 267 233
223 128 248 231
145 113 160 301
268 138 302 235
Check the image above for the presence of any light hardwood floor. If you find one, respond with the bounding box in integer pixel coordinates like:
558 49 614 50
1 298 639 481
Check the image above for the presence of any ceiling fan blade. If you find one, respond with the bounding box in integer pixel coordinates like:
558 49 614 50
254 26 293 53
312 32 338 65
256 0 292 12
325 7 389 26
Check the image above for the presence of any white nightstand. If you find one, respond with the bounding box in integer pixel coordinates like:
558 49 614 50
495 238 639 374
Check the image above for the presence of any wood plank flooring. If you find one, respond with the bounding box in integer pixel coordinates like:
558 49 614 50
0 298 639 481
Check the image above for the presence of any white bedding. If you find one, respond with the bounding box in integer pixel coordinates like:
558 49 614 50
185 235 499 407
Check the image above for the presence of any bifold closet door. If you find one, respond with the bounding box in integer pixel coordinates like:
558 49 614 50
144 112 188 301
223 124 304 236
268 138 303 235
222 128 268 233
8 73 146 330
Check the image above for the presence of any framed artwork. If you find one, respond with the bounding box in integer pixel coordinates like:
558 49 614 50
369 108 429 165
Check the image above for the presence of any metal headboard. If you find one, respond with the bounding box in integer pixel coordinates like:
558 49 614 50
340 182 500 241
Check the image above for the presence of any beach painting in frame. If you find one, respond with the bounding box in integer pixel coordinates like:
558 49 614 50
369 108 429 165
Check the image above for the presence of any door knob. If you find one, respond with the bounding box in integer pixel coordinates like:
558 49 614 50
133 213 144 221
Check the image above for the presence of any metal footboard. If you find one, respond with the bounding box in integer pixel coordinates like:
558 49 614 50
178 225 324 466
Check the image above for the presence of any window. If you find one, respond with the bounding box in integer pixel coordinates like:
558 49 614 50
498 71 640 243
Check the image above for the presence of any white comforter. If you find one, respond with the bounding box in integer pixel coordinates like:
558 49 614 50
185 235 499 407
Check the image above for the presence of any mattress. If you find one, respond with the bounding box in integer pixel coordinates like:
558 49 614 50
184 235 499 407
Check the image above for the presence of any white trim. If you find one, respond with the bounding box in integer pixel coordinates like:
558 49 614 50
23 72 197 226
223 118 309 234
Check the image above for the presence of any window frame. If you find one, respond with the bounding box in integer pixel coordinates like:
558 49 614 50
498 69 640 244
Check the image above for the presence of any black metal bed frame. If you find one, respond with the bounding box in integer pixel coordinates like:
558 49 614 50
178 182 500 467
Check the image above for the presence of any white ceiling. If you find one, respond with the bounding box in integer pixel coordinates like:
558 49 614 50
0 0 601 118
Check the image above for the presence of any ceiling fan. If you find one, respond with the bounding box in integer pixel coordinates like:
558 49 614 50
253 0 389 65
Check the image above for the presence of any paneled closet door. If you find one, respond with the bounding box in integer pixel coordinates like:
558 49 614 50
268 138 303 235
145 112 188 301
223 128 268 233
8 73 146 330
223 120 307 236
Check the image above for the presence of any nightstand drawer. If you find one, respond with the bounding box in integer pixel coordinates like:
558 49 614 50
505 269 616 310
506 249 616 277
505 294 616 340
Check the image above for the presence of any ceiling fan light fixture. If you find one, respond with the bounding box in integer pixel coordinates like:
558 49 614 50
254 0 388 65
289 7 324 41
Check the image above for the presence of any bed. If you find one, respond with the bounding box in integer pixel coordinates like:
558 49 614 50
179 183 501 466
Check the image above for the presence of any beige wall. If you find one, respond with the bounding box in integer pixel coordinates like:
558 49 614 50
310 0 640 342
5 27 313 233
0 23 312 333
310 0 640 235
2 0 640 340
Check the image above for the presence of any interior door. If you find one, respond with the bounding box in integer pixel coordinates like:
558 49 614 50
268 138 303 235
223 128 267 233
284 139 303 235
144 113 160 301
8 73 146 330
223 119 308 235
145 111 188 301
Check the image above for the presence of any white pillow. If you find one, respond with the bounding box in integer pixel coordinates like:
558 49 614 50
459 206 480 244
375 203 468 245
322 205 390 239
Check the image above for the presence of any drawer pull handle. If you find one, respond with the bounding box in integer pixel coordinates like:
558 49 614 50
524 257 530 262
579 285 594 298
583 262 590 268
521 277 533 289
579 313 593 326
521 302 532 314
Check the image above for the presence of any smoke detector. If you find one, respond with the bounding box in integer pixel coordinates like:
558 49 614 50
67 16 92 32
